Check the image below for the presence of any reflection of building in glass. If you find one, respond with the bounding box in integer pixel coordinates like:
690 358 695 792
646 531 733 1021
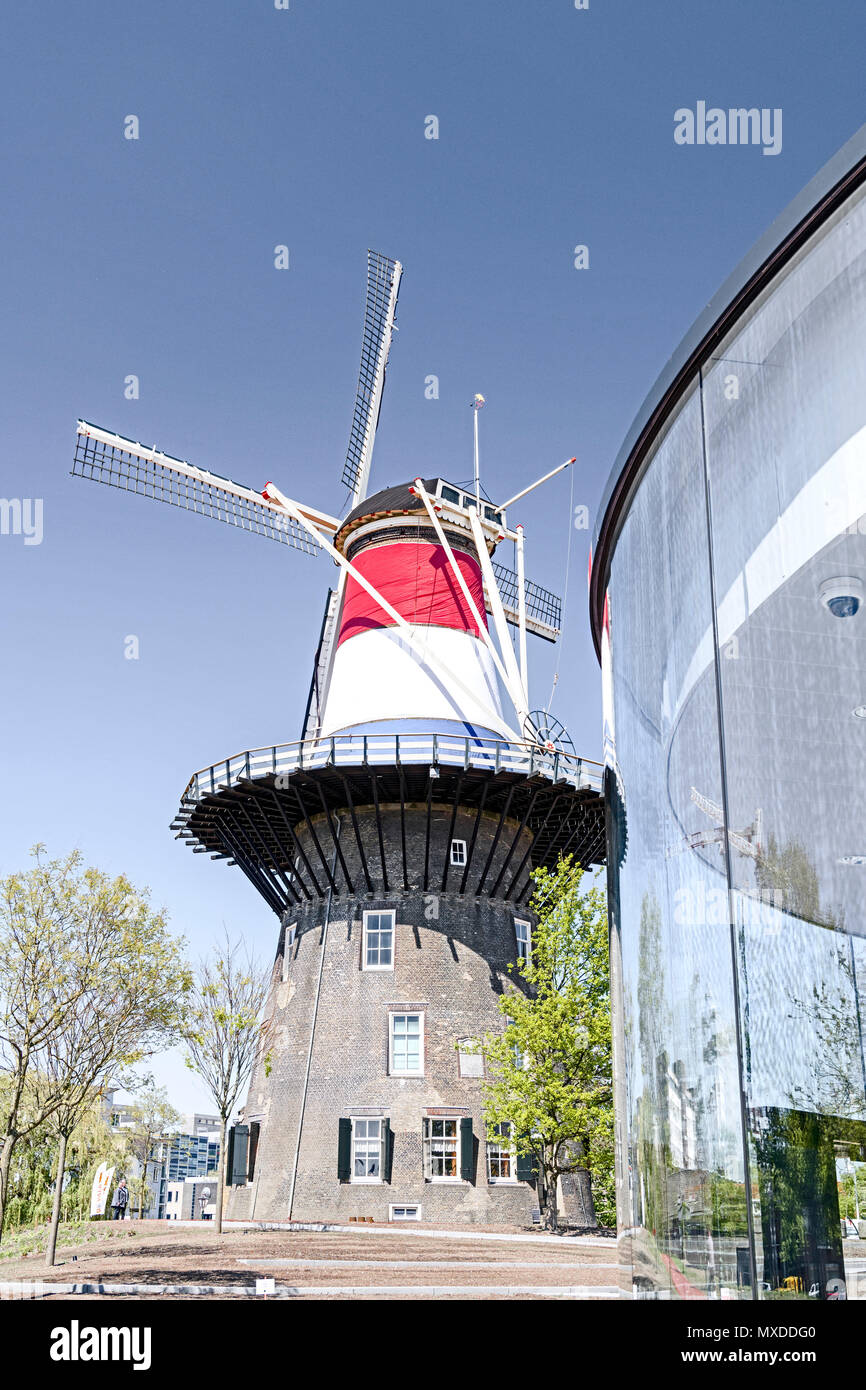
591 126 866 1300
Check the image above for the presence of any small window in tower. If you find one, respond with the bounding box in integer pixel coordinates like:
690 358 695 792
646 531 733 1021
439 484 461 506
389 1012 424 1075
514 918 531 964
282 923 296 981
483 506 502 525
450 839 467 867
457 1038 483 1078
363 910 395 971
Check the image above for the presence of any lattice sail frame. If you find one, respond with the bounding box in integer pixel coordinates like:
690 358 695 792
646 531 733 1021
341 250 403 502
491 561 561 640
73 423 327 556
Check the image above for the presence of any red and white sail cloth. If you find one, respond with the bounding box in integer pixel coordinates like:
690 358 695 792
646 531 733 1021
320 536 511 738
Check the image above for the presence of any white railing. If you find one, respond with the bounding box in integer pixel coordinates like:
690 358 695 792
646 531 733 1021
182 732 603 804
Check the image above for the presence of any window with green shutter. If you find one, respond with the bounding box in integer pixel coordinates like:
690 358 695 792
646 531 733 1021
460 1117 474 1182
382 1118 394 1183
337 1117 352 1182
229 1125 249 1185
516 1146 537 1183
247 1121 260 1183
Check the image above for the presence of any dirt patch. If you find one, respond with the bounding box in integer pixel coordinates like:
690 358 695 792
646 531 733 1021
0 1221 619 1299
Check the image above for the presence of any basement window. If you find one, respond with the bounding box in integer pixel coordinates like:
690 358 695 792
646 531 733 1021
450 839 467 867
390 1204 421 1221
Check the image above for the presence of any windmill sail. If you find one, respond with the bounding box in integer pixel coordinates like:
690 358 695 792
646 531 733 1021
301 587 341 742
73 422 337 556
341 250 403 506
489 561 561 642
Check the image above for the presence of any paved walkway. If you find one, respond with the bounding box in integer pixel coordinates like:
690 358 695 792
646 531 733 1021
1 1279 620 1300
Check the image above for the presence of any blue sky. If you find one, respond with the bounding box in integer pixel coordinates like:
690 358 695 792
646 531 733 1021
3 0 865 1110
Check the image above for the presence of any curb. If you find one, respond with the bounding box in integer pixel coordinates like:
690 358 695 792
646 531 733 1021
1 1280 621 1300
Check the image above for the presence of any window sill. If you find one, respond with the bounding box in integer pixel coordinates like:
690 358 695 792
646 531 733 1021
350 1178 383 1185
389 1071 424 1079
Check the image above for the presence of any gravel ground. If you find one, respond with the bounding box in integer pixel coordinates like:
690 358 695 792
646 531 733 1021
0 1221 620 1300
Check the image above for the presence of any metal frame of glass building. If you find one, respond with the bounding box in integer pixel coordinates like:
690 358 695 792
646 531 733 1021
591 125 866 1300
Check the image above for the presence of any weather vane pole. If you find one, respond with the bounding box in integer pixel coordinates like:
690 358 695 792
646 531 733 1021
472 393 485 507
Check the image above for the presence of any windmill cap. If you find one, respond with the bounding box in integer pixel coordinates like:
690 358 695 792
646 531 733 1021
334 479 443 553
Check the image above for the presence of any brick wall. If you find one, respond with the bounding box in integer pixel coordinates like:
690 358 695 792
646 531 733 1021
227 803 542 1225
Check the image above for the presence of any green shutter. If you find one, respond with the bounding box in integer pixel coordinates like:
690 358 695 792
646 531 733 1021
225 1125 235 1182
516 1144 537 1183
460 1117 474 1182
230 1125 249 1185
382 1119 394 1183
247 1121 260 1182
337 1117 352 1182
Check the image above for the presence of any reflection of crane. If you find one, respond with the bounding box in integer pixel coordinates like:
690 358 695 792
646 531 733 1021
688 787 763 859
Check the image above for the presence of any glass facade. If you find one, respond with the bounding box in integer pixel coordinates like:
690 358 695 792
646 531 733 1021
599 159 866 1300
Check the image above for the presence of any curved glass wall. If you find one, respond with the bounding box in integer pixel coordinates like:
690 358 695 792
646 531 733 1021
603 174 866 1300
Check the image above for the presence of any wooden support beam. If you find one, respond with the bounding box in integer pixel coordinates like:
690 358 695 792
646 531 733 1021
475 786 515 896
370 773 389 893
316 782 355 895
267 788 318 900
441 776 463 893
490 787 540 898
460 780 489 895
342 777 374 893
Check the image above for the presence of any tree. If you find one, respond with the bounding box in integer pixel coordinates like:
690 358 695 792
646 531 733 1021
473 856 613 1232
121 1083 182 1219
0 848 91 1240
0 846 191 1256
181 931 273 1233
36 882 190 1264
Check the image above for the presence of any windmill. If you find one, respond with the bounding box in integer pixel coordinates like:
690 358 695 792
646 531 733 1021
72 251 606 1225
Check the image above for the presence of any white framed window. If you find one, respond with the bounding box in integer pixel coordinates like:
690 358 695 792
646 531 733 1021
514 917 531 963
363 910 395 971
351 1117 383 1183
281 923 296 981
423 1118 460 1180
487 1122 517 1182
450 839 467 867
457 1038 483 1078
389 1203 421 1221
389 1012 424 1075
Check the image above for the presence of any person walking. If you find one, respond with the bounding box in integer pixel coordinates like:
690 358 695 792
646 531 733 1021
111 1177 129 1221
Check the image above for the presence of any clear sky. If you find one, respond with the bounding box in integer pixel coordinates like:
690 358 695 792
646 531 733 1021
3 0 865 1111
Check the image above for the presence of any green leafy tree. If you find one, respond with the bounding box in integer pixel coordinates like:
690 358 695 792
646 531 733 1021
182 931 274 1233
0 846 191 1255
473 856 613 1232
